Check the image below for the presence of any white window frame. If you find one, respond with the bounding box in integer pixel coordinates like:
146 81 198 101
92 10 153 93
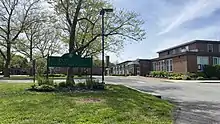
165 59 173 72
166 60 169 72
207 44 213 52
213 57 220 65
169 59 173 72
185 46 189 51
197 56 209 65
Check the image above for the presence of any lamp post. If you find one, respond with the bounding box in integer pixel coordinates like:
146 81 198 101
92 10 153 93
100 8 113 84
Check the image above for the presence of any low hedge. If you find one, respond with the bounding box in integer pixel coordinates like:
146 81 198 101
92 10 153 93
149 71 192 80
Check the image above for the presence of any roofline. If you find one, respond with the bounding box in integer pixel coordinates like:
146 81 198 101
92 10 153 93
117 60 132 65
157 40 220 53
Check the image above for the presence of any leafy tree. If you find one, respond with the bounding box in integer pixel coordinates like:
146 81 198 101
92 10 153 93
10 55 28 68
48 0 146 83
0 0 40 77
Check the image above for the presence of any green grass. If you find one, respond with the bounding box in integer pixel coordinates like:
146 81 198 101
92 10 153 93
0 76 93 80
0 83 173 124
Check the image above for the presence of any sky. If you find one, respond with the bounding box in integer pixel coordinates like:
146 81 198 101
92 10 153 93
108 0 220 63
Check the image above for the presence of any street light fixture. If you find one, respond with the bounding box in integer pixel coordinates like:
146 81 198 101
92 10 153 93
100 8 113 84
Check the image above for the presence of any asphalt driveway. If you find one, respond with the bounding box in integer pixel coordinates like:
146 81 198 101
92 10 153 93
100 76 220 124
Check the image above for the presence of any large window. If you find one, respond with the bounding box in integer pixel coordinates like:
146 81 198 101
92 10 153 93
197 56 209 65
165 59 173 72
219 44 220 52
207 44 213 52
169 59 173 72
213 57 220 65
153 62 156 71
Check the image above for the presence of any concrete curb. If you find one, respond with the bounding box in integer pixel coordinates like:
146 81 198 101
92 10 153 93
124 85 162 99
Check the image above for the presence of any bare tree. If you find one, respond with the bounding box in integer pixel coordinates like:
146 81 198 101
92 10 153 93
0 0 40 77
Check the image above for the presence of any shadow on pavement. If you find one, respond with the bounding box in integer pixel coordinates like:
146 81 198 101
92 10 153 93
172 101 220 124
130 85 220 124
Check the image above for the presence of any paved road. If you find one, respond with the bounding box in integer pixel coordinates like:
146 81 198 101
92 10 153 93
96 76 220 124
1 76 220 124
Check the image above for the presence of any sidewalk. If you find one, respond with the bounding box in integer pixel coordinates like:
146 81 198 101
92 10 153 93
127 76 220 83
164 79 220 83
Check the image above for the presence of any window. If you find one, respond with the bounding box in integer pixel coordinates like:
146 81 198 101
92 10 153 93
207 44 213 52
219 44 220 52
159 61 162 71
172 49 176 54
162 60 165 71
213 57 220 65
165 59 173 72
185 46 189 51
197 56 209 65
167 51 170 55
152 62 156 71
169 59 173 72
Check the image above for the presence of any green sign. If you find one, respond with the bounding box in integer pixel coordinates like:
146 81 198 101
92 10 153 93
48 53 92 67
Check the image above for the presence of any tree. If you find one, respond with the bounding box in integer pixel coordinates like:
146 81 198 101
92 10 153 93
49 0 146 83
0 0 40 77
10 55 28 68
0 55 4 71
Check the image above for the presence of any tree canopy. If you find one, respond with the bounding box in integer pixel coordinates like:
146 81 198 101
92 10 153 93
0 0 146 79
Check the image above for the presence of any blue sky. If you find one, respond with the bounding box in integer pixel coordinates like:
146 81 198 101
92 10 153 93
109 0 220 63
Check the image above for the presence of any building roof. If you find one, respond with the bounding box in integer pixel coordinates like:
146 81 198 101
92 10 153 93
127 61 139 65
157 40 220 53
117 60 132 65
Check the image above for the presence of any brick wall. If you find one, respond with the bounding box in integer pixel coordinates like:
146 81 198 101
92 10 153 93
187 55 197 73
139 60 151 76
173 55 187 73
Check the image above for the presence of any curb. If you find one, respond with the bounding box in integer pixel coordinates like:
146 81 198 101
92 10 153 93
124 85 162 99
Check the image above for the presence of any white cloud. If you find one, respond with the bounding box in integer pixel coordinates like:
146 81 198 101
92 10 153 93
155 24 220 52
157 0 220 35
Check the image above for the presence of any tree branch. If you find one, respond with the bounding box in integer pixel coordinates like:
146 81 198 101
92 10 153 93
11 0 39 42
77 17 94 25
60 0 72 26
0 49 6 60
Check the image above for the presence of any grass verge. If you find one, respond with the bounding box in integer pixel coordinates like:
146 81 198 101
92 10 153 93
0 83 173 124
0 76 93 80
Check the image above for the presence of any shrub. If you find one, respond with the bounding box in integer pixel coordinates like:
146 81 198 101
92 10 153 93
37 84 55 92
203 65 217 78
182 75 191 80
37 76 54 86
174 76 183 80
197 76 205 80
150 71 157 77
58 82 67 88
168 76 174 79
76 83 86 89
85 79 104 90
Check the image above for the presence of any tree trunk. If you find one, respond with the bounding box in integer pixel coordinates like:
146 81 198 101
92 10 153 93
3 44 11 77
65 0 83 85
29 38 33 76
66 67 74 84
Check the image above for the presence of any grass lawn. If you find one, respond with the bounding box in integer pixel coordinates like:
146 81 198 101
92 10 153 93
0 83 174 124
0 76 93 80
